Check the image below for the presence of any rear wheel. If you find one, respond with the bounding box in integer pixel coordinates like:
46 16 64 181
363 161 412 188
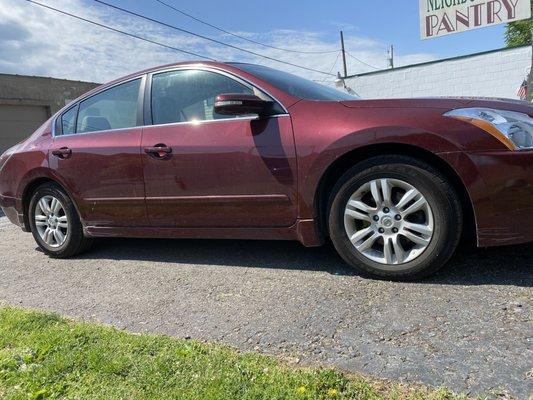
29 183 92 258
328 155 462 280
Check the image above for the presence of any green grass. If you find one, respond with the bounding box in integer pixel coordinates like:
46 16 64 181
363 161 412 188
0 307 467 400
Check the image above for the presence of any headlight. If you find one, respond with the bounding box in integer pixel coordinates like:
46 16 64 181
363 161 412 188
444 108 533 150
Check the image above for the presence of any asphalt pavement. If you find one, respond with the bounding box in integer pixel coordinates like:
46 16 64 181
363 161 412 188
0 216 531 398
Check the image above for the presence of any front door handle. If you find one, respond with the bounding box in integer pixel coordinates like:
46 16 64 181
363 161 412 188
51 147 72 159
144 144 172 160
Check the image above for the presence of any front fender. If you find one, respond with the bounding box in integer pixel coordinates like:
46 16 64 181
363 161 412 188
297 126 466 219
289 101 506 222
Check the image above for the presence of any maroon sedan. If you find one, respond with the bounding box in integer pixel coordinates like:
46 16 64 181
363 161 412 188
1 62 532 279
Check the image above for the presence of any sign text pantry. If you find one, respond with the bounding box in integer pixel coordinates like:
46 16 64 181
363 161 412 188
420 0 531 39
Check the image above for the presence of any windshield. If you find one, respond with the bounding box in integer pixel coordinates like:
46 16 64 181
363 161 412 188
230 63 358 101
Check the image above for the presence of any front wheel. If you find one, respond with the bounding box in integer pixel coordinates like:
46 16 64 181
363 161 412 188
328 156 462 280
28 183 92 258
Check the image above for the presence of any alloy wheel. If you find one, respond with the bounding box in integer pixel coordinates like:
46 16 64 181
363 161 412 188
34 195 69 248
344 178 434 265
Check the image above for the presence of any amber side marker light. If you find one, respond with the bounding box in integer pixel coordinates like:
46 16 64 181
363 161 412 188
451 115 517 150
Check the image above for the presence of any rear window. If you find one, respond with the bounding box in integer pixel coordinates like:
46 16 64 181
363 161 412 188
56 78 141 135
77 79 141 133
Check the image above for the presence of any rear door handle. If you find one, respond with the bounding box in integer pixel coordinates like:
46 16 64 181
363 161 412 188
51 147 72 159
144 144 172 159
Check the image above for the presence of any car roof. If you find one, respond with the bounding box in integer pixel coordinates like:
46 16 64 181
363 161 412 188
94 61 265 94
121 60 258 79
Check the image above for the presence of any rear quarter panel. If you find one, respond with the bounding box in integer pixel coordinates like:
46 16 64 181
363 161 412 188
0 121 52 199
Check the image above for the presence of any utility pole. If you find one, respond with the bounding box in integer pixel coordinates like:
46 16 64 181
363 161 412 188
340 31 348 78
529 29 533 101
388 44 394 69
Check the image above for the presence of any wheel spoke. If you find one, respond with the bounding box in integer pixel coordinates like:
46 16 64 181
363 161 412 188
401 196 427 216
57 216 68 229
35 215 47 227
383 237 393 264
355 232 379 252
43 228 54 245
401 229 431 246
51 198 61 214
345 208 371 222
394 189 415 210
345 199 373 222
392 235 405 263
403 222 433 236
53 229 65 244
370 180 382 206
349 227 374 244
380 179 392 206
347 199 372 214
38 198 50 214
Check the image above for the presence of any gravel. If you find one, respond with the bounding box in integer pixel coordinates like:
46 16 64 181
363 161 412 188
0 216 531 398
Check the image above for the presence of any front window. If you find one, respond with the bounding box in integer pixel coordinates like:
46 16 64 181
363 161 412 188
76 79 141 133
151 69 255 125
231 63 357 101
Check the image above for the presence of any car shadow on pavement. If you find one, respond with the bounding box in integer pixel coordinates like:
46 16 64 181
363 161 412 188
72 237 533 287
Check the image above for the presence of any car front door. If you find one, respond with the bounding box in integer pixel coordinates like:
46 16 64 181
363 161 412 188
141 68 298 228
50 77 146 227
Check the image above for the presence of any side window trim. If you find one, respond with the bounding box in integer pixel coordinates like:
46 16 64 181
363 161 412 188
143 72 153 126
137 74 147 127
53 74 146 137
145 67 287 127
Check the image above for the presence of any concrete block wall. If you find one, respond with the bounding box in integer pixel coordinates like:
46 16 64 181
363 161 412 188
346 46 531 100
0 74 100 115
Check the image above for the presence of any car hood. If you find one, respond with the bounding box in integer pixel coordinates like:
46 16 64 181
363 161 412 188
341 97 533 115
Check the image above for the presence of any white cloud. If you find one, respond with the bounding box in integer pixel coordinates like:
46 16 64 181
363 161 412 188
0 0 438 86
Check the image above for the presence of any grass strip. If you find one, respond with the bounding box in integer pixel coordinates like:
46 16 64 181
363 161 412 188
0 307 468 399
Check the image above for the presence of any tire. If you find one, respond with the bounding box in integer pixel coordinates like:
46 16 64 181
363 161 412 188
328 155 462 281
28 182 92 258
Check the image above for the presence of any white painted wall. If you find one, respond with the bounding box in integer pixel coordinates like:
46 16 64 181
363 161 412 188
346 46 531 100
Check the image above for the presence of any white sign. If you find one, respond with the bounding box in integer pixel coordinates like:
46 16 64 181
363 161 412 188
420 0 532 39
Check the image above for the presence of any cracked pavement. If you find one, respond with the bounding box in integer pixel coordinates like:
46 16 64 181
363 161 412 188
0 216 531 398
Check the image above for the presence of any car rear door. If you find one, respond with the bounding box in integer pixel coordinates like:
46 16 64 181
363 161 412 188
141 68 298 228
50 77 146 227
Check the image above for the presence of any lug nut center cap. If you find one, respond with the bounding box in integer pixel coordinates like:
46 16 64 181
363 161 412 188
381 217 393 228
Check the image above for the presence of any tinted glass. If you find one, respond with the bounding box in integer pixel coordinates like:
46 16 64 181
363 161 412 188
60 106 77 135
151 70 254 125
230 63 357 101
77 79 141 133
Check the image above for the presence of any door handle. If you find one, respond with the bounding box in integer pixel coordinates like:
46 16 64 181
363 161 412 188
51 147 72 159
144 144 172 159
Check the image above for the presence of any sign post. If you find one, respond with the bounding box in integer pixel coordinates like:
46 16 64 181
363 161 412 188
420 0 531 40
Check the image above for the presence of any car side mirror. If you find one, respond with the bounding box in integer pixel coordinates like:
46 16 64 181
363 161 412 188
214 93 273 117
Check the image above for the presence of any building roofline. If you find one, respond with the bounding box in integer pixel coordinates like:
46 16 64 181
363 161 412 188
345 44 531 79
0 72 100 85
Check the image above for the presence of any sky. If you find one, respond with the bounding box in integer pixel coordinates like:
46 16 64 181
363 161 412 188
0 0 508 84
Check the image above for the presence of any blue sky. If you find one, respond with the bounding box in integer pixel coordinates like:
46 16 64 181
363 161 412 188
112 0 507 60
0 0 508 83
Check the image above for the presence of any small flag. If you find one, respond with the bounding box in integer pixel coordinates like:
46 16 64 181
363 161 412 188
517 79 528 100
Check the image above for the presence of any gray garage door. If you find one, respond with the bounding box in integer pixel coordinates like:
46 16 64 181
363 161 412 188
0 105 49 152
